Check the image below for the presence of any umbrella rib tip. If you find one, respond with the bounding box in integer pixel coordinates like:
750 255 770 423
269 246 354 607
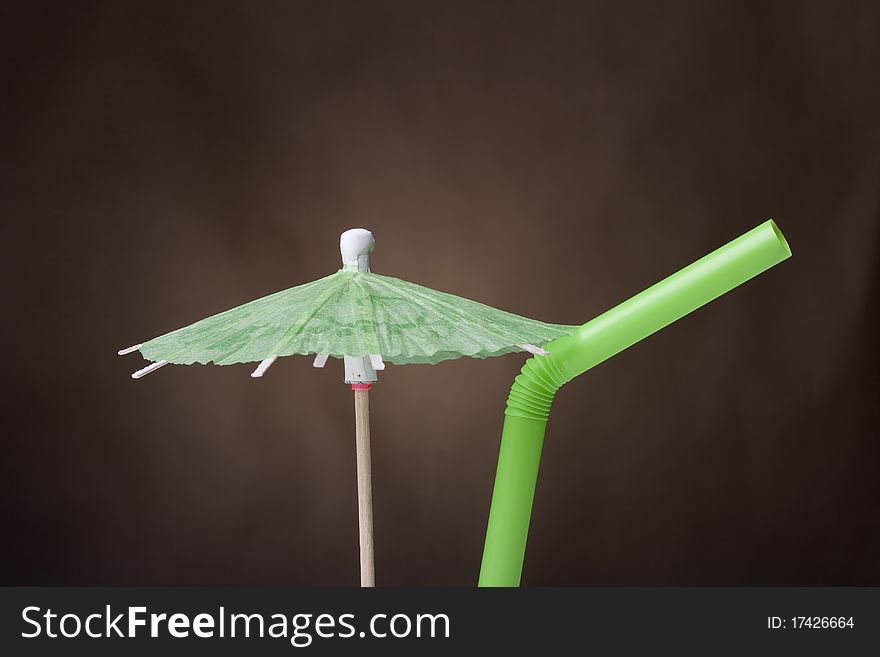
118 343 143 356
131 360 167 379
251 356 278 378
520 343 550 357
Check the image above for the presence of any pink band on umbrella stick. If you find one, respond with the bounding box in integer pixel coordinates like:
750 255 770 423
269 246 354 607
351 383 372 391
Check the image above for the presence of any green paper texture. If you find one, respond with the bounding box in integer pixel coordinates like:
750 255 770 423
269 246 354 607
137 270 574 366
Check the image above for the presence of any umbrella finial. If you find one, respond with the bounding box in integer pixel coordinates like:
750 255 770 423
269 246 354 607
340 228 374 272
340 228 380 384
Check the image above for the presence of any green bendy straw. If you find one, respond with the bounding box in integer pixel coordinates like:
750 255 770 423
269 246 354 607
478 220 792 586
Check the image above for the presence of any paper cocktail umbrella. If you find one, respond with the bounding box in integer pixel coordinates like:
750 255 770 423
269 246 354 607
120 228 574 586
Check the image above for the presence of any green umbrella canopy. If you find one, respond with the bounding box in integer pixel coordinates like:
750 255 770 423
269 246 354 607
119 229 574 375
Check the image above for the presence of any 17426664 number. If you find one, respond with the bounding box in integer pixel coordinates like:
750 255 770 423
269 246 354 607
791 617 854 629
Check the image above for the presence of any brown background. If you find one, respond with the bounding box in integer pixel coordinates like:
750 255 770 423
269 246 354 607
2 1 878 586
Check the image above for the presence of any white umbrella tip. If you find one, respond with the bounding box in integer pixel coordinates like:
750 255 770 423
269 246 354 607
340 228 375 265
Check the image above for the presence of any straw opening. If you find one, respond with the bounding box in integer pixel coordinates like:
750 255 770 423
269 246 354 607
768 219 792 258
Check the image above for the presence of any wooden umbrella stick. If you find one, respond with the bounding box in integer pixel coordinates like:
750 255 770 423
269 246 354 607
353 386 375 587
